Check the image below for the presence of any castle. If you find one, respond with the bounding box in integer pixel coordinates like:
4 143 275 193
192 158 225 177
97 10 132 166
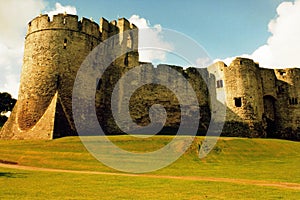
0 14 299 140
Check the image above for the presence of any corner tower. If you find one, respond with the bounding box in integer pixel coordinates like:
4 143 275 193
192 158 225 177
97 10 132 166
0 14 139 139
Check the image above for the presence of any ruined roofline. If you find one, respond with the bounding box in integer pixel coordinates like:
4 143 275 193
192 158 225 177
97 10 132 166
210 57 299 72
26 13 138 41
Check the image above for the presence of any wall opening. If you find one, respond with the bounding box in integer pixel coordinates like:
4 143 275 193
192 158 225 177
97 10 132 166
234 97 242 107
127 33 133 49
63 38 67 49
289 97 298 105
91 42 94 51
216 80 223 88
263 95 276 121
124 53 129 66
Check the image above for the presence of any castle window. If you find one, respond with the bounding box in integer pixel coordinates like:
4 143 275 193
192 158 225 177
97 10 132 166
216 80 223 88
91 42 94 51
234 97 242 107
289 97 298 105
63 18 66 25
63 38 67 49
127 33 133 49
124 53 129 66
279 71 286 76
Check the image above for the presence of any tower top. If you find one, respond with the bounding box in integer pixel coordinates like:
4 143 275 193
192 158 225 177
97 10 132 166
26 13 138 41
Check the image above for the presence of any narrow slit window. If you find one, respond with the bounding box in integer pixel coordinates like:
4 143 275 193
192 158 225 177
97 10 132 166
290 97 299 105
216 80 223 88
63 38 67 49
234 97 242 107
91 42 94 51
124 53 129 66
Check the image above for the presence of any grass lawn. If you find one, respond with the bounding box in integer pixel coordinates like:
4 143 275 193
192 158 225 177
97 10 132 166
0 136 300 199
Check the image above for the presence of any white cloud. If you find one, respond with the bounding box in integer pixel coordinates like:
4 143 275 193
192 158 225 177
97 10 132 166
218 0 300 69
0 1 78 98
0 0 46 98
129 15 173 63
46 2 77 20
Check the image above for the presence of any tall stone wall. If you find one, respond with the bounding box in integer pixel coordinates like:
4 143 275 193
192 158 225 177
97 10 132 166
0 14 139 139
1 14 299 140
274 68 300 138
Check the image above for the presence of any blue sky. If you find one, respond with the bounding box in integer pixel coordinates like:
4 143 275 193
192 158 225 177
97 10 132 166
1 0 300 97
45 0 290 59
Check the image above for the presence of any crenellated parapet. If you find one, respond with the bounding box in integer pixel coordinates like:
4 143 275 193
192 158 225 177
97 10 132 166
27 14 139 45
27 14 101 39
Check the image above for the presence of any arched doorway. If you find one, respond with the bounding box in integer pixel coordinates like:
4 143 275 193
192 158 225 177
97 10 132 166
263 95 276 137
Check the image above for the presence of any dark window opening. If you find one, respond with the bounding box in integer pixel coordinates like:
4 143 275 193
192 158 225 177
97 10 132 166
91 42 94 51
216 80 223 88
279 71 286 76
234 97 242 107
289 97 298 105
96 78 102 90
124 53 129 66
63 38 67 49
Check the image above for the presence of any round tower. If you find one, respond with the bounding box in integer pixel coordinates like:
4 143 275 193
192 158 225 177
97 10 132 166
223 58 264 137
17 14 101 135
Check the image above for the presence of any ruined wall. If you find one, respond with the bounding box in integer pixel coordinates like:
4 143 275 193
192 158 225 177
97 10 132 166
1 14 299 140
274 68 300 139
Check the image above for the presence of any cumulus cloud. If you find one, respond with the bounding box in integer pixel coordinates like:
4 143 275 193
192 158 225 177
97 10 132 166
129 15 173 63
46 2 77 20
0 0 46 98
218 0 300 68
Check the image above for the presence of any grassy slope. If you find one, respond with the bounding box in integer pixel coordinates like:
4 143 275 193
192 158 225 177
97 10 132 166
0 136 300 199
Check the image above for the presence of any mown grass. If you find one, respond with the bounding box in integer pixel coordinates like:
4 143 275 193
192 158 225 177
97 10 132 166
1 167 300 200
0 136 300 199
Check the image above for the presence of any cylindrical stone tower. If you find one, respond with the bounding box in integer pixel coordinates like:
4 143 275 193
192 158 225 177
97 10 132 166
0 14 139 139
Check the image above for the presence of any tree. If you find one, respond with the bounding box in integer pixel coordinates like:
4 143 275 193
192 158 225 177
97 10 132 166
0 92 16 127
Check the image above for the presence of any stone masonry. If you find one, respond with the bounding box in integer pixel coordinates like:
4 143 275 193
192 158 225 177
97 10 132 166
0 14 299 140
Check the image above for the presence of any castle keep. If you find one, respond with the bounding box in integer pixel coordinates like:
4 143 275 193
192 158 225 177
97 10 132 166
0 14 299 140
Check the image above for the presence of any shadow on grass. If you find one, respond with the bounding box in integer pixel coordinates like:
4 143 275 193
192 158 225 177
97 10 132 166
0 172 27 178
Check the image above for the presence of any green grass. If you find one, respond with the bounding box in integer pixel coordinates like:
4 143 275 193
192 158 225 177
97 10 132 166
0 136 300 199
1 167 299 200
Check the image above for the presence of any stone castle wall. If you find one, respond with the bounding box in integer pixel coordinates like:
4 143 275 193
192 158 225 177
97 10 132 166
0 14 139 139
1 14 299 140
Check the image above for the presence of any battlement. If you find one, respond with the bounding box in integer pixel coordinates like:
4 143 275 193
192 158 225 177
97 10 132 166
27 13 101 39
99 17 138 41
27 14 138 41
